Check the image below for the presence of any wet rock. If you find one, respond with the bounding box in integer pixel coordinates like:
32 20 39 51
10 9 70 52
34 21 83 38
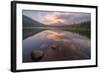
31 50 44 62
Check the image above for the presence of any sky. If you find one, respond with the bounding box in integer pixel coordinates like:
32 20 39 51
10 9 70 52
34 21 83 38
23 10 91 26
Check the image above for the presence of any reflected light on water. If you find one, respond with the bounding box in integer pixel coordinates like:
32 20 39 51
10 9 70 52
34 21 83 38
23 30 91 62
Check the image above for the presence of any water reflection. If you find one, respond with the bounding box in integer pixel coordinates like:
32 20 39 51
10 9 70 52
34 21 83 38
23 30 90 62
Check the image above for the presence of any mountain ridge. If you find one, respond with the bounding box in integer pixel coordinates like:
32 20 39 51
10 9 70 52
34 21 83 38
23 15 43 27
23 15 90 28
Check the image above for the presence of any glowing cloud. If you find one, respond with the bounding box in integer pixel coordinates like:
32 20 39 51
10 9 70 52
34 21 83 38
23 10 91 26
42 12 69 25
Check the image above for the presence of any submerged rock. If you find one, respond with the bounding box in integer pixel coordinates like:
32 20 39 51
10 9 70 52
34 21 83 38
31 50 44 62
23 30 91 62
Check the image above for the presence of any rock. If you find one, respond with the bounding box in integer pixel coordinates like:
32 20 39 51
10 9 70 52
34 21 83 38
31 50 44 62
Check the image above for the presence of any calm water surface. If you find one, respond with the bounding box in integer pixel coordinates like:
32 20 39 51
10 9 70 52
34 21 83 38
23 28 91 62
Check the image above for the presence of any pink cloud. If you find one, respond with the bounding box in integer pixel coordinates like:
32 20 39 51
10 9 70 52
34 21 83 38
42 12 68 25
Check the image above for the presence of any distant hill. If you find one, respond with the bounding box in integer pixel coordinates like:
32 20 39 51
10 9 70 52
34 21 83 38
67 21 91 29
23 15 91 29
23 15 43 27
42 21 91 29
78 21 91 29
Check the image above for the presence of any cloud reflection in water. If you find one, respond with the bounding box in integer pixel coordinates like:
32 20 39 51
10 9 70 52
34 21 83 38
23 30 90 62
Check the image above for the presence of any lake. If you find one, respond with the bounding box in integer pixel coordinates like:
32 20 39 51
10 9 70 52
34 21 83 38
22 27 91 63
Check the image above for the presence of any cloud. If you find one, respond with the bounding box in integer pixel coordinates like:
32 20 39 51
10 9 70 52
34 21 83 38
40 11 90 26
41 12 66 25
23 10 91 26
